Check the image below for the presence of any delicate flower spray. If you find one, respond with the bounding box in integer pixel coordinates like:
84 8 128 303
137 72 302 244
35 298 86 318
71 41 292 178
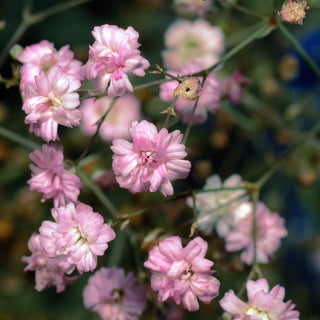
12 5 304 320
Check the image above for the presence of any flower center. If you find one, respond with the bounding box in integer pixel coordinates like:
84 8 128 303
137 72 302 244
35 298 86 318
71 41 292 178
184 39 199 50
141 150 157 165
246 307 271 320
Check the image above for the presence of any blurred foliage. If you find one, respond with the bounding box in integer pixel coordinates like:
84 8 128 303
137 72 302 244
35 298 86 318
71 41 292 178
1 0 320 319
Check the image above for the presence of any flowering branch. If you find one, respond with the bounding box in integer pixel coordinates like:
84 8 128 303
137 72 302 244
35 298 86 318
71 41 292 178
0 0 91 69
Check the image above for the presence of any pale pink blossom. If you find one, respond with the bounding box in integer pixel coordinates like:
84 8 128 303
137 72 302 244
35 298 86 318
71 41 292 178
28 144 83 207
163 20 224 71
225 202 287 265
39 202 116 274
80 95 141 141
144 236 220 312
160 61 221 124
187 174 249 237
223 69 250 104
111 120 191 197
18 40 82 91
22 65 82 142
22 233 79 292
83 267 146 320
82 24 150 96
220 278 300 320
174 0 213 18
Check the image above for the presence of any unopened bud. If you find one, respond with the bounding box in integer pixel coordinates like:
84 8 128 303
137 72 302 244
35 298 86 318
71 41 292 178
161 107 176 116
173 77 201 101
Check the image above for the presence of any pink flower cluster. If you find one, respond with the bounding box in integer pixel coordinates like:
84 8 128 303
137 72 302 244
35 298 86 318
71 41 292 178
220 278 300 320
82 24 150 96
22 233 79 293
111 120 191 196
144 236 220 311
225 201 288 265
39 202 116 274
83 267 147 320
23 202 115 291
28 144 83 207
80 95 141 141
18 40 83 142
160 61 221 124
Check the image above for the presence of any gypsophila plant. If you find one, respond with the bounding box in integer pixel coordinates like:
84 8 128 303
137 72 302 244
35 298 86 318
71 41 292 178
1 0 320 319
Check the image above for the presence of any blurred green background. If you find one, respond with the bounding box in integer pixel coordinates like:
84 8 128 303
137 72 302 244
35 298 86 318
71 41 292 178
1 0 320 319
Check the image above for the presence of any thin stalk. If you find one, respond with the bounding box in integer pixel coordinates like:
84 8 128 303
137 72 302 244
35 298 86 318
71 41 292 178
228 2 268 21
251 190 260 267
77 168 118 219
278 23 320 79
200 192 248 217
195 186 246 194
182 91 201 145
0 0 91 69
195 22 271 77
31 0 91 20
0 125 40 150
133 78 171 91
76 97 119 165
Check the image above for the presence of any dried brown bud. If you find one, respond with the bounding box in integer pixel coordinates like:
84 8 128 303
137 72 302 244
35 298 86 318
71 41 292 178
161 107 176 116
173 77 201 101
278 0 310 25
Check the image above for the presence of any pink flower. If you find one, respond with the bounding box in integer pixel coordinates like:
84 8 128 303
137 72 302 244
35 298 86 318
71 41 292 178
39 202 116 274
82 24 150 96
186 174 249 236
160 61 221 124
144 236 220 312
111 120 191 197
28 144 83 207
223 69 250 104
22 65 82 142
225 202 288 265
163 20 224 71
80 95 141 141
22 233 79 292
220 278 300 320
83 267 147 320
173 0 213 18
18 40 82 91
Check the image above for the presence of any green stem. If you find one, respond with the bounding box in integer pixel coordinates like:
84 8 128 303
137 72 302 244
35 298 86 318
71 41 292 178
228 2 268 21
76 97 119 165
195 22 271 77
0 125 40 150
133 78 171 91
278 23 320 79
200 192 248 217
31 0 91 20
251 190 260 267
76 168 118 219
0 0 91 69
0 21 28 68
195 186 246 194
